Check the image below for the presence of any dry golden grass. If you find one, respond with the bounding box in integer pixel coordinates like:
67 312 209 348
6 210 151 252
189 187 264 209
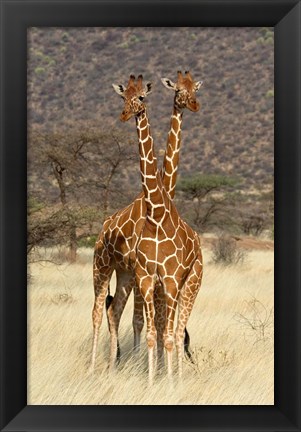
28 246 274 405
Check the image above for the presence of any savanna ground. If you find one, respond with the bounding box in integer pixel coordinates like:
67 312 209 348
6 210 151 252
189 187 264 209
28 239 274 405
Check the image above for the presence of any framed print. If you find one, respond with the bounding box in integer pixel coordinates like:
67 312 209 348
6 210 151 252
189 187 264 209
1 0 300 431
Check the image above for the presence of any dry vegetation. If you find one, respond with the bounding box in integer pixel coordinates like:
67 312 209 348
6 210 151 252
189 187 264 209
28 243 274 405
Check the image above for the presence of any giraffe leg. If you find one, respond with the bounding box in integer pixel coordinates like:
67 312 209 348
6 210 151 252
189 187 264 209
133 283 145 353
176 254 203 378
154 282 166 370
106 271 134 371
136 274 156 385
90 263 113 373
162 277 180 380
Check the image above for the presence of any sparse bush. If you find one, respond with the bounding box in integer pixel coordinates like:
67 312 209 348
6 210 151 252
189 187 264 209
234 296 274 344
212 235 245 265
51 292 75 305
184 345 235 375
47 246 72 264
240 213 265 236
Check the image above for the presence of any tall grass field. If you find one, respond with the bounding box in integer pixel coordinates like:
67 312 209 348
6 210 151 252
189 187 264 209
28 245 274 405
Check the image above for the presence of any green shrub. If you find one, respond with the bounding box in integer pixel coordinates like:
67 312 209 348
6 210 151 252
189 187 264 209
27 197 44 215
265 89 274 98
35 67 46 75
35 51 44 59
264 30 274 39
78 235 98 248
130 34 140 43
257 37 265 45
61 32 69 42
119 42 129 49
258 28 274 45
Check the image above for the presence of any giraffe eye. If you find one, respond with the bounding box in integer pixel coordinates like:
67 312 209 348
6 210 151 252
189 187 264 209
138 96 144 101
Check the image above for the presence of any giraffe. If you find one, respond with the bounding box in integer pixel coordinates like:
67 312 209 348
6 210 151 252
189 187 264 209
160 70 203 198
91 72 202 373
112 74 204 384
107 71 203 365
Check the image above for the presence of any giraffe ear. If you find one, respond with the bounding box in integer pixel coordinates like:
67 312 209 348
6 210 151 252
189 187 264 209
112 84 126 97
144 82 152 95
161 78 177 90
194 81 203 91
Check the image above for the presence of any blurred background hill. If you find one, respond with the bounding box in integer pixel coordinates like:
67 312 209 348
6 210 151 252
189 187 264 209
27 27 274 256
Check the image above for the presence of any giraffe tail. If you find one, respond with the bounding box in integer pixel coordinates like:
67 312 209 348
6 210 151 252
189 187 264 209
105 289 121 364
184 327 195 364
105 293 114 310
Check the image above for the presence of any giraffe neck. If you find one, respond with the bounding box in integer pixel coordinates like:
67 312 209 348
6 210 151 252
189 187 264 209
136 109 166 223
161 105 183 200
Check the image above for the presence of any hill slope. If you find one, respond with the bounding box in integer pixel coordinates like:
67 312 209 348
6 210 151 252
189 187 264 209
28 27 274 194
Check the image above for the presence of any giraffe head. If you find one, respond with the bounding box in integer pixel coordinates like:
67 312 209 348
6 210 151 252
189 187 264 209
161 70 203 112
112 74 152 122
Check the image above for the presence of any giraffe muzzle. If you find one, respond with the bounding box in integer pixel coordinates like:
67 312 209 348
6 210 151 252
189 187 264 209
188 101 200 112
120 111 132 122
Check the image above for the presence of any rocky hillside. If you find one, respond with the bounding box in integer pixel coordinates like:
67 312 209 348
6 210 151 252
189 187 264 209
28 27 274 195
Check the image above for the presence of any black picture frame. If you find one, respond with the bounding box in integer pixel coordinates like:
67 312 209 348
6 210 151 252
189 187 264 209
1 0 300 431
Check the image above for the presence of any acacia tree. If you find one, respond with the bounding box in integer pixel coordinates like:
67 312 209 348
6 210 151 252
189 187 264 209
238 188 274 236
27 199 69 255
80 127 138 218
28 124 137 260
176 174 239 232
